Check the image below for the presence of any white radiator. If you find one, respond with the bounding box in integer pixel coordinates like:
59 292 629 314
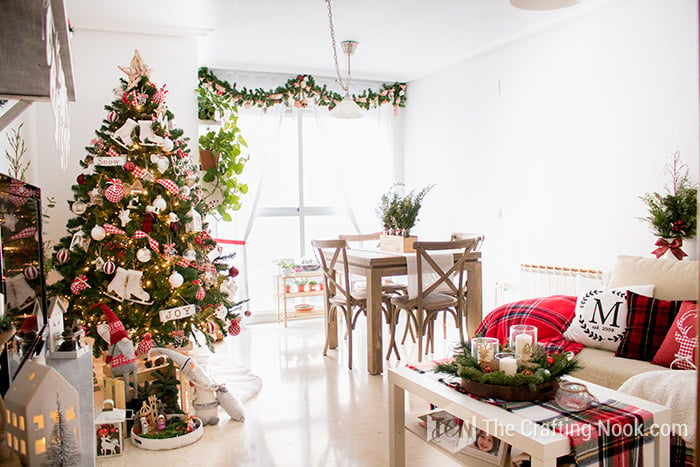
518 264 603 299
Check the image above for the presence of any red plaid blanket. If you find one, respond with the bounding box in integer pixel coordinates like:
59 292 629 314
518 399 654 467
474 295 584 354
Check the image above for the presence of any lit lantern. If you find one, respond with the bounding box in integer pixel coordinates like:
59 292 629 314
94 399 125 458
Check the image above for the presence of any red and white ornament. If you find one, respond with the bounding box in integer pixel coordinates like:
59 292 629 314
105 179 125 203
107 111 119 123
70 275 90 295
193 280 205 300
23 265 39 281
56 248 70 264
138 333 154 355
102 260 116 275
228 319 241 336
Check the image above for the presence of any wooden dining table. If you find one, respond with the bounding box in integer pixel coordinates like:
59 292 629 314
327 248 482 375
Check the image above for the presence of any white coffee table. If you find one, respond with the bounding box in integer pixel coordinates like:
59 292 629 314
388 366 671 467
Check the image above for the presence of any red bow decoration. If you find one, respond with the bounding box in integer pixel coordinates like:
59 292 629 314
652 238 687 260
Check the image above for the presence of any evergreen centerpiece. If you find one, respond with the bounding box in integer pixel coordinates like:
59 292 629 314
50 50 243 356
641 151 698 260
435 342 579 401
376 183 433 253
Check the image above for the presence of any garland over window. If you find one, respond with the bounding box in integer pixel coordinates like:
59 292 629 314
198 67 406 119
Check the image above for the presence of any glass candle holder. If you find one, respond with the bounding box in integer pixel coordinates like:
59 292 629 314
555 381 599 411
470 337 499 370
509 324 538 363
495 352 521 376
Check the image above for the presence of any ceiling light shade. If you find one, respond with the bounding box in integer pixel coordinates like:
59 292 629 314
326 0 363 119
510 0 579 10
331 93 363 119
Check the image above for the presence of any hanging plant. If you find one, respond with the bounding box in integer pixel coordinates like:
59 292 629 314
198 108 249 220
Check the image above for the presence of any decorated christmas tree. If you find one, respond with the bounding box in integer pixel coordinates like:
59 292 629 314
43 396 81 467
51 50 241 355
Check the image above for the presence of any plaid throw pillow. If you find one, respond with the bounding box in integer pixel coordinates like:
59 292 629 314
615 291 683 361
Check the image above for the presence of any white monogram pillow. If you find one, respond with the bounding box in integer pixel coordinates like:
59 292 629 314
564 285 655 351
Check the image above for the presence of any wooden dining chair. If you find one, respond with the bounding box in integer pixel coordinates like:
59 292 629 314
387 238 476 361
311 239 397 368
339 232 408 296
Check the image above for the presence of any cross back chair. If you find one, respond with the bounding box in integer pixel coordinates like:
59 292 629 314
339 232 408 296
311 239 397 369
388 238 477 361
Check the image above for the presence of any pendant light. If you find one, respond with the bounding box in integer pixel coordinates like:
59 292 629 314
325 0 363 119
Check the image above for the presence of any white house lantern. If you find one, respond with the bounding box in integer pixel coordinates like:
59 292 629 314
94 400 125 458
4 360 81 466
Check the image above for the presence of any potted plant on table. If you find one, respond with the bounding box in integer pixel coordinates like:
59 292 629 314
640 151 698 260
376 183 434 253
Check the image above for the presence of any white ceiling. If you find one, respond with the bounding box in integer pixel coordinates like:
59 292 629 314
66 0 615 83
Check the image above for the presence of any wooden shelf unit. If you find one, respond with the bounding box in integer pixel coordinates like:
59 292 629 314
275 270 325 327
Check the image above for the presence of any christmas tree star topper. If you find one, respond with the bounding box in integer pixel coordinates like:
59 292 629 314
118 49 152 91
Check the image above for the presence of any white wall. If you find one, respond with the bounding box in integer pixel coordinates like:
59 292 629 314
26 29 199 251
403 0 699 313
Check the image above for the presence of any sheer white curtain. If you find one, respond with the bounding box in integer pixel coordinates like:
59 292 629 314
213 101 399 319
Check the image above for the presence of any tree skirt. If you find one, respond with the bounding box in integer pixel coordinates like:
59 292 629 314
189 347 263 403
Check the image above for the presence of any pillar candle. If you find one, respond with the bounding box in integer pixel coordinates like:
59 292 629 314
515 333 533 358
499 357 517 376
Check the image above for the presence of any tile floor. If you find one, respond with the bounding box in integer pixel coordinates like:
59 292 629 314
97 316 464 467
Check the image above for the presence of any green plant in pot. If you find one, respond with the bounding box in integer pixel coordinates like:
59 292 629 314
640 151 698 259
377 183 434 237
198 109 250 220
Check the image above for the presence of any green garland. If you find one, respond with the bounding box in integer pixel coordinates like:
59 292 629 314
435 343 580 392
197 67 406 119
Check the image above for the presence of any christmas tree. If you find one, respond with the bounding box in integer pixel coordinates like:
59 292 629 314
51 50 241 355
43 396 80 467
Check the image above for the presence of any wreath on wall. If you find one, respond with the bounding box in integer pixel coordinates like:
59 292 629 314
198 67 407 120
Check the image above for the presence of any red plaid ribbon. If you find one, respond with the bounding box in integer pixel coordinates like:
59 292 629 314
107 147 122 158
134 230 159 252
156 178 180 195
176 257 191 268
103 223 126 235
132 167 153 181
652 238 687 260
9 226 37 241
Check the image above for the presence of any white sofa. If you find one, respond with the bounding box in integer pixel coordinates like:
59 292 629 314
569 255 698 389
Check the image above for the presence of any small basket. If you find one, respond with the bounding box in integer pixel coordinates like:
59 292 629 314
461 378 559 401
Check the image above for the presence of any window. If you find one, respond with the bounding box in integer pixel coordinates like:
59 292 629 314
34 437 46 455
216 106 395 318
33 414 44 431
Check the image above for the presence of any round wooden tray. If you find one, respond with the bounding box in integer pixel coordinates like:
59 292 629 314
461 378 559 401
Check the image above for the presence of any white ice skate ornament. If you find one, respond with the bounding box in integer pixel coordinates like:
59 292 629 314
149 347 246 423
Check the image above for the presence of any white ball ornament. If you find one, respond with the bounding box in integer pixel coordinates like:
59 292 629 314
136 247 152 263
168 272 184 288
161 138 174 152
71 200 87 215
157 157 170 173
152 195 167 212
185 174 196 187
214 304 227 320
183 249 196 261
91 225 106 241
180 186 191 197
